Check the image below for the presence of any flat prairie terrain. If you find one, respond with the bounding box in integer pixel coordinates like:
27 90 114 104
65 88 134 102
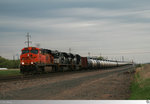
0 69 20 77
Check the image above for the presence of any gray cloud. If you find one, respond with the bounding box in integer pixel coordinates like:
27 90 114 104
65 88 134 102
0 0 150 63
0 0 149 18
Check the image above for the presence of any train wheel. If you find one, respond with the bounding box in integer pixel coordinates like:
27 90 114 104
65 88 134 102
52 66 57 72
20 69 24 74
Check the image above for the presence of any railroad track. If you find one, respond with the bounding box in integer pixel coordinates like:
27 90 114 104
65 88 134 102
0 65 134 82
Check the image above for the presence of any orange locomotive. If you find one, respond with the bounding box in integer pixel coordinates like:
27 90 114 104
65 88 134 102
20 47 82 74
20 47 54 73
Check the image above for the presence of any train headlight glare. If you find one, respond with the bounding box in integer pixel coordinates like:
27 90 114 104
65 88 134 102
22 62 24 65
31 62 33 64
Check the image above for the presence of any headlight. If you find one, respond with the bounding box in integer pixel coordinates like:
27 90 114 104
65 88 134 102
22 62 24 65
31 62 33 64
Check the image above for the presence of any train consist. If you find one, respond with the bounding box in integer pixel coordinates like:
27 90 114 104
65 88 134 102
20 47 132 74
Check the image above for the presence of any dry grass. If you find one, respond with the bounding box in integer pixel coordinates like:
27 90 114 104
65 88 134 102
130 64 150 99
139 64 150 79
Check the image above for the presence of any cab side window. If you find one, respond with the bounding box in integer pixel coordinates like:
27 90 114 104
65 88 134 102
31 50 38 54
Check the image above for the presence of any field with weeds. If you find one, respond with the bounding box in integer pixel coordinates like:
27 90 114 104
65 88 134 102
129 64 150 99
0 69 21 77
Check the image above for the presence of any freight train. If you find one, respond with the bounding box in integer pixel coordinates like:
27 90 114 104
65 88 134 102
20 47 132 74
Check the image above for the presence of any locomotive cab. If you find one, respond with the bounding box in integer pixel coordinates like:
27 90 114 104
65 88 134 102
20 47 39 66
20 47 40 73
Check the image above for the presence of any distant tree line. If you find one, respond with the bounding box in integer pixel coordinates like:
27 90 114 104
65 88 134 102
0 56 20 69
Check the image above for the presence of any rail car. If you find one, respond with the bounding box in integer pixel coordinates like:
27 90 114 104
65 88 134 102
20 47 132 74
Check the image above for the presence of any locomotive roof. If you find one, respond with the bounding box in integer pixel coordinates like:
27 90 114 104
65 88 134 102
22 47 40 50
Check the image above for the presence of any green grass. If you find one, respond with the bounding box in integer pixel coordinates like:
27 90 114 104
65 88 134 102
129 71 150 99
0 69 21 77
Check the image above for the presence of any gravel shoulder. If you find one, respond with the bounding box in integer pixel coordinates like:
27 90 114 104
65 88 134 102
0 65 134 100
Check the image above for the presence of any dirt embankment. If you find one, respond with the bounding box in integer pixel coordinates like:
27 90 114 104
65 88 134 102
0 65 134 100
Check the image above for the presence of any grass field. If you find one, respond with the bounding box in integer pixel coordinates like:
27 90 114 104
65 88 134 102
0 69 21 77
129 64 150 99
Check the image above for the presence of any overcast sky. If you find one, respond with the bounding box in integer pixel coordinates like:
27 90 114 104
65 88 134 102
0 0 150 63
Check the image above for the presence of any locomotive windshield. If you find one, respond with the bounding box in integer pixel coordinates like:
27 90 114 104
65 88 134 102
22 50 38 54
30 50 38 54
22 50 29 54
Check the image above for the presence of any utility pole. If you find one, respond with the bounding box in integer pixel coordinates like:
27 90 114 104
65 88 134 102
25 32 32 47
13 55 15 60
88 52 90 57
122 56 124 62
69 48 71 53
16 54 19 60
